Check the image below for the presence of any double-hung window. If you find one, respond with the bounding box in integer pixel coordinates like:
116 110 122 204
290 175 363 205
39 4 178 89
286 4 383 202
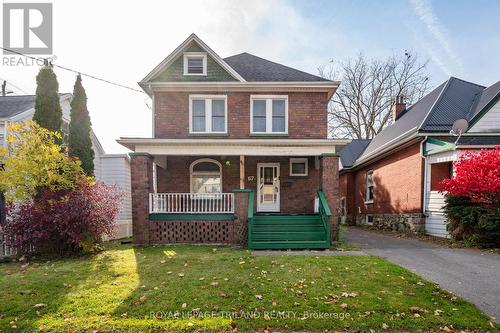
189 95 227 134
366 170 374 202
250 95 288 134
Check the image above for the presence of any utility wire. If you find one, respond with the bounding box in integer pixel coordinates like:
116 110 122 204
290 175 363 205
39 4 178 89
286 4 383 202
1 47 146 94
0 77 30 94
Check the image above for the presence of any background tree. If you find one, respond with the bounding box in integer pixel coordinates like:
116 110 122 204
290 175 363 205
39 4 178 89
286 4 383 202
0 121 83 203
319 52 430 139
68 75 95 176
33 65 63 133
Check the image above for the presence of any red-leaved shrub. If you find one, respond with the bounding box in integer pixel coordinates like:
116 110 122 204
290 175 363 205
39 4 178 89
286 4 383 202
2 179 121 255
439 147 500 207
439 147 500 247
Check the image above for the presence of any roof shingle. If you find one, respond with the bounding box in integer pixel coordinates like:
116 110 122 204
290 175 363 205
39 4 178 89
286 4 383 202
223 52 329 82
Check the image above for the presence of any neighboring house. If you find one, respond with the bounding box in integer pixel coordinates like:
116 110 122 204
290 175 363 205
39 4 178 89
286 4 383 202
339 77 500 238
0 93 132 239
117 33 349 249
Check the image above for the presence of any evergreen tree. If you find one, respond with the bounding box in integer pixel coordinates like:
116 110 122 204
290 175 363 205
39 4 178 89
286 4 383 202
33 65 63 133
68 75 95 176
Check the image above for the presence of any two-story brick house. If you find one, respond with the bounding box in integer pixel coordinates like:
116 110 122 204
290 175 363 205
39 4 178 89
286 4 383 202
118 34 349 249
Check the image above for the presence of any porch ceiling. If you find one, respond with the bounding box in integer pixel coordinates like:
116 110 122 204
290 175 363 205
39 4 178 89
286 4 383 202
117 138 350 156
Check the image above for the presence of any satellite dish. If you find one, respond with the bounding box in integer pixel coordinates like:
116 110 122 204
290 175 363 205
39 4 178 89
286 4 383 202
450 119 468 136
450 118 468 144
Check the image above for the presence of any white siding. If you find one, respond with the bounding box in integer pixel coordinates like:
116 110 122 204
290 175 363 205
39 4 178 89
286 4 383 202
96 155 132 239
425 191 448 237
469 100 500 133
424 151 460 238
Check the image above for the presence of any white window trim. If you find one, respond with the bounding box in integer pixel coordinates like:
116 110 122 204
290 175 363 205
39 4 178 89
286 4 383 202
189 95 228 134
250 95 288 134
289 157 308 176
365 170 374 203
189 158 222 193
366 215 374 225
183 52 207 76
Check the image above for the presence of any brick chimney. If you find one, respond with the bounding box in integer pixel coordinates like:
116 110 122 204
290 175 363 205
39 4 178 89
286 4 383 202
391 95 406 121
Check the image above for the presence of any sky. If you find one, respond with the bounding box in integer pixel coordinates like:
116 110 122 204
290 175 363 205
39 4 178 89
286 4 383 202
1 0 499 153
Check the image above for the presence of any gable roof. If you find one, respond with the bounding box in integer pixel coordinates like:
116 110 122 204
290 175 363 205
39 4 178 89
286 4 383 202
355 77 500 166
0 93 71 119
338 139 371 169
469 80 500 124
223 52 329 82
419 78 485 132
141 33 245 83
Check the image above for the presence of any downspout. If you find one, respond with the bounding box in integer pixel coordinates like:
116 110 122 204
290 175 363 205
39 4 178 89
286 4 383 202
420 137 428 217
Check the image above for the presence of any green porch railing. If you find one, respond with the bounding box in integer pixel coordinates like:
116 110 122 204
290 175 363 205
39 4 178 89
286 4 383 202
317 190 331 246
247 190 255 246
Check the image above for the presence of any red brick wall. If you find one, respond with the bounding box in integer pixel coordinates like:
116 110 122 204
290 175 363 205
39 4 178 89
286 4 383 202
156 155 321 214
351 142 424 216
321 156 340 241
154 91 328 139
130 153 154 244
339 172 355 223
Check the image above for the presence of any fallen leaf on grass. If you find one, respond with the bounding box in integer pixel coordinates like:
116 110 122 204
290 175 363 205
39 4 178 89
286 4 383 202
34 303 47 308
382 323 389 330
340 303 348 309
410 306 425 314
255 294 263 300
434 309 444 316
178 273 185 277
405 289 415 296
182 303 187 308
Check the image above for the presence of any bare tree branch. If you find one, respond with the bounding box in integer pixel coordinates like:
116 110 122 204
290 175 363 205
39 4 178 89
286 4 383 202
319 52 430 139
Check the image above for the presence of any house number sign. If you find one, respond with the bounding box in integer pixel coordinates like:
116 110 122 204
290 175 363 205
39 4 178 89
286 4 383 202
247 176 255 181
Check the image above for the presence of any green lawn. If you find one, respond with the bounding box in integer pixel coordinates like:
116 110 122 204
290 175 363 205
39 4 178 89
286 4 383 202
0 243 494 332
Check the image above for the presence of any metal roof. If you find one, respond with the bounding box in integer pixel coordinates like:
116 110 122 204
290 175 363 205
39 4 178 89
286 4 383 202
356 77 500 165
456 135 500 146
470 80 500 120
223 53 329 82
420 77 484 132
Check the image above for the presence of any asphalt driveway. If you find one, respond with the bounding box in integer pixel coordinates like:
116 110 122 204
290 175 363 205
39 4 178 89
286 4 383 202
343 227 500 323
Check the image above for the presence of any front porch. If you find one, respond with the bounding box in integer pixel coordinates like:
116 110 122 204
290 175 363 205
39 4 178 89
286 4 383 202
120 138 345 249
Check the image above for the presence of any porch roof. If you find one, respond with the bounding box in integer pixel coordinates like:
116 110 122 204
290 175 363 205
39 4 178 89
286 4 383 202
117 138 350 156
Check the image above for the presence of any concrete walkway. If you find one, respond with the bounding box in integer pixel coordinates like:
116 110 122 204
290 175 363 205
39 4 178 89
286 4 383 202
252 249 366 256
343 227 500 322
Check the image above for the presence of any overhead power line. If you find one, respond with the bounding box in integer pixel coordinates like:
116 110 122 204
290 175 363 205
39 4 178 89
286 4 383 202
1 47 146 94
0 77 29 94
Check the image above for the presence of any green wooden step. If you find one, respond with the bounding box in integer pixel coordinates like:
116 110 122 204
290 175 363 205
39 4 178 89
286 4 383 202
250 240 330 250
252 231 326 241
249 214 329 250
252 225 324 232
254 218 323 224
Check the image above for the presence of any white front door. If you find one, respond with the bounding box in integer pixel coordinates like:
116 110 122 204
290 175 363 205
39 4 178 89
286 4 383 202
257 163 280 212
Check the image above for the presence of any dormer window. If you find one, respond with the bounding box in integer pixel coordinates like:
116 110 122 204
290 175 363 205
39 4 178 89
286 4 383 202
183 52 207 75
